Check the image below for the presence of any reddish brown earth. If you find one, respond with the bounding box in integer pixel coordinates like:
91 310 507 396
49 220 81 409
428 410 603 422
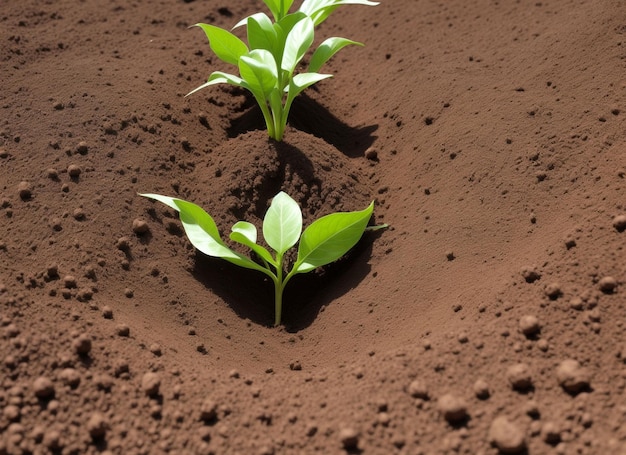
1 0 626 454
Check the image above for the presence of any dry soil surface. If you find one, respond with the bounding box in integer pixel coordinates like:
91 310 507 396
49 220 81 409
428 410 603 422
1 0 626 454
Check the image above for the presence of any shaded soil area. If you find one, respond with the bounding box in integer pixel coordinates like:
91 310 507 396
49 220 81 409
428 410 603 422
1 0 626 454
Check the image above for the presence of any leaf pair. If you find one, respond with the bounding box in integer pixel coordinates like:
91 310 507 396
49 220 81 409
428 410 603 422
140 192 379 326
187 0 379 140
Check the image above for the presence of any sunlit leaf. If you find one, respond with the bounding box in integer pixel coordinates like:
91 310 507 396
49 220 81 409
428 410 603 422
308 37 363 73
281 16 314 74
294 202 373 273
246 13 279 53
300 0 379 25
230 221 276 266
239 49 279 98
263 192 303 255
139 193 266 273
186 71 244 97
193 23 248 66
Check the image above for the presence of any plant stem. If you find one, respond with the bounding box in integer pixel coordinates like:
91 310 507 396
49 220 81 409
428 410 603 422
274 253 284 326
274 278 283 327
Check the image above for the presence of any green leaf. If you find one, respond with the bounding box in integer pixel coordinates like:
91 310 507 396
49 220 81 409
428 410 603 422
281 16 314 74
270 12 307 82
193 23 248 66
263 192 303 255
262 0 295 22
294 201 373 273
239 49 279 98
139 193 267 273
231 220 258 244
246 13 279 53
288 72 332 96
275 11 308 36
308 37 363 73
186 71 244 97
300 0 379 25
230 221 277 266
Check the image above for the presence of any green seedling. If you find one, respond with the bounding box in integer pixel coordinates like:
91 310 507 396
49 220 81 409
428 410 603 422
187 0 379 141
140 191 386 326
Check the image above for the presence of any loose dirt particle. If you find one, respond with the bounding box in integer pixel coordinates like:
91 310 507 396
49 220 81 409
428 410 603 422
95 374 115 392
521 266 541 283
76 141 89 155
116 236 130 251
73 207 86 220
556 359 590 394
149 343 162 356
407 379 429 399
43 429 62 450
544 282 562 299
63 275 77 289
437 393 468 424
519 315 541 337
3 405 20 422
365 148 378 161
59 368 81 388
506 363 533 391
4 324 20 338
102 306 113 319
537 339 549 351
598 276 617 293
33 377 55 399
541 421 561 444
72 334 92 355
339 427 359 450
116 324 130 337
46 168 59 180
51 217 63 231
67 164 82 178
87 412 108 439
200 398 218 422
377 412 390 426
473 379 490 399
569 297 585 311
613 215 626 232
228 369 240 379
141 372 161 397
489 416 526 454
46 264 59 279
113 360 129 377
564 237 576 249
17 181 32 200
132 218 150 234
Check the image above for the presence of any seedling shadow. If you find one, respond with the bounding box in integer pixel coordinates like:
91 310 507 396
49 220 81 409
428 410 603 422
282 238 374 331
190 232 378 330
226 92 378 158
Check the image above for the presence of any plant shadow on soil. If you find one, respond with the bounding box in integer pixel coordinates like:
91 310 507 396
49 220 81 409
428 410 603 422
190 231 380 331
226 92 378 158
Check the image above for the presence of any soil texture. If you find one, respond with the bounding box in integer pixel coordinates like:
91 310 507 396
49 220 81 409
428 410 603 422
1 0 626 454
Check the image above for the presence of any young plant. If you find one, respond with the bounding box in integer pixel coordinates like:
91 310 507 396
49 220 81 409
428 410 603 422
187 0 379 141
140 191 386 326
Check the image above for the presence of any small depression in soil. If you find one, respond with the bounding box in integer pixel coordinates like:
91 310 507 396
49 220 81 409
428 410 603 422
141 128 388 373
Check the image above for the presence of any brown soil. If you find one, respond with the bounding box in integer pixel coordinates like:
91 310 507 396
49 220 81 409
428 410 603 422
1 0 626 454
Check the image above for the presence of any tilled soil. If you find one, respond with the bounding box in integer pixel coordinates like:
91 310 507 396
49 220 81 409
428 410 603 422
1 0 626 454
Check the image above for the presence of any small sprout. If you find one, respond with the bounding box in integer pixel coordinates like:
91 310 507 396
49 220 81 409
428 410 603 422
140 191 387 326
187 0 379 141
